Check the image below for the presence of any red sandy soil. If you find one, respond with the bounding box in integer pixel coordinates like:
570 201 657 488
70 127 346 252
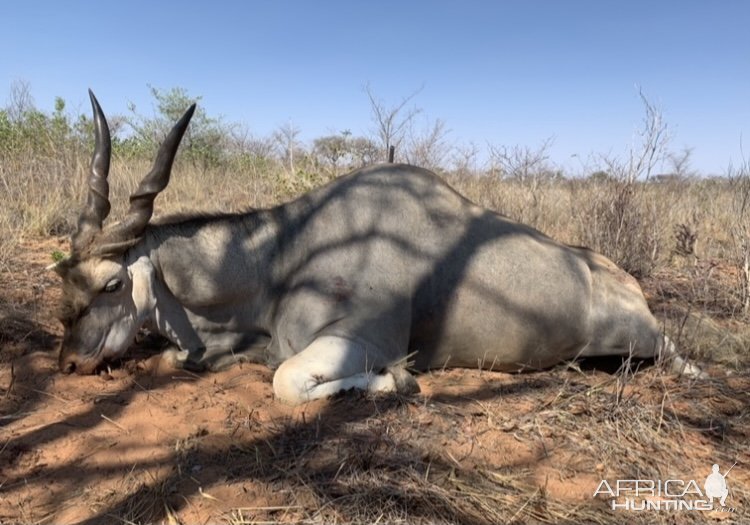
1 239 748 525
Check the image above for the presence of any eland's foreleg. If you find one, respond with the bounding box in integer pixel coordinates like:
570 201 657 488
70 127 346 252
272 335 415 404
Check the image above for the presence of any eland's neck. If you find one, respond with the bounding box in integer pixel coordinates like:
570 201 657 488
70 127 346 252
135 210 284 333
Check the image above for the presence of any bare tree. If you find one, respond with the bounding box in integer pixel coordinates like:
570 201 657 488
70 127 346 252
6 79 35 122
576 91 672 278
230 123 275 159
486 137 557 230
487 137 554 181
349 136 379 168
627 89 671 182
313 133 349 172
365 84 423 162
273 120 301 173
450 142 480 177
668 146 696 178
727 156 750 314
404 117 450 171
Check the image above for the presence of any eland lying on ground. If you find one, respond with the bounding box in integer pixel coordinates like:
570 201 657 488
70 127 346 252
54 92 703 404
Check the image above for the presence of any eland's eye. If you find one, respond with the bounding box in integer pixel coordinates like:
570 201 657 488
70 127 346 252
103 279 122 293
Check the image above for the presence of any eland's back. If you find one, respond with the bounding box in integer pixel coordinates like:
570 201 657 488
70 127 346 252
55 94 703 405
257 164 593 371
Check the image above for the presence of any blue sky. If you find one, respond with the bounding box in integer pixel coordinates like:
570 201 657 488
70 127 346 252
1 1 748 175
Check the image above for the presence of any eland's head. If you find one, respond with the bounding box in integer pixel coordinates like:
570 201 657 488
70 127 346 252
55 91 195 374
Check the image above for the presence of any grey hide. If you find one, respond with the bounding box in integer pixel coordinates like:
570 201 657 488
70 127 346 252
55 94 702 404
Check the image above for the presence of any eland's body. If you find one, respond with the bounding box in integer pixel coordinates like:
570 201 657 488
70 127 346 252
55 93 702 404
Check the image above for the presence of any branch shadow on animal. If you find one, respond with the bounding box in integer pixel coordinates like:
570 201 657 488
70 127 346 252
44 137 729 522
151 169 591 378
63 183 615 523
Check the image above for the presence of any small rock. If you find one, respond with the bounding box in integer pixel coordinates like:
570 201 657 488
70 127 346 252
501 420 517 431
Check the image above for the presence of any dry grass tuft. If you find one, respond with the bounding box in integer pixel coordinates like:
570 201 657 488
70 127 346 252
1 136 749 524
195 367 749 525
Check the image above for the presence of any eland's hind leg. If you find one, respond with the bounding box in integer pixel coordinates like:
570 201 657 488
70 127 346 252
581 317 704 378
272 335 415 404
655 335 705 378
581 250 704 378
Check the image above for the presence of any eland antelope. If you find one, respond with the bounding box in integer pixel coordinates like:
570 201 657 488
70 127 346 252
54 92 702 404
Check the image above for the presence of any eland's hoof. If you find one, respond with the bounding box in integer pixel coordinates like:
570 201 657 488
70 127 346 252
388 366 421 395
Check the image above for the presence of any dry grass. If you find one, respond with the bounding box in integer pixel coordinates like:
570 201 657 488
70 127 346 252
1 146 749 524
121 368 748 525
2 150 749 364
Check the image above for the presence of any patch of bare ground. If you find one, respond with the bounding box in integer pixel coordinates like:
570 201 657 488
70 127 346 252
1 239 748 525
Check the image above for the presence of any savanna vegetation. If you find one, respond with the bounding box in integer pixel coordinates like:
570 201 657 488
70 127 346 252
0 81 748 524
2 81 749 361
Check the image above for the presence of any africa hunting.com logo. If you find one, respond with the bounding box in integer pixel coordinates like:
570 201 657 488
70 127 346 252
593 462 738 512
